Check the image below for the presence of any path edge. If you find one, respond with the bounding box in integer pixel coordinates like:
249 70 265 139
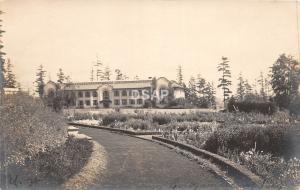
62 140 107 190
152 136 264 189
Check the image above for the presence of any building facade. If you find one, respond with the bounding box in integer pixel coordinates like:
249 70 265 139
44 77 185 108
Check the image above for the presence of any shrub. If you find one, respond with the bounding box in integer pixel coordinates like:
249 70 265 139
162 121 219 148
218 147 300 188
289 96 300 116
0 94 67 169
228 99 277 115
12 137 93 186
125 119 152 131
152 114 173 125
167 98 186 108
204 124 300 159
101 113 128 125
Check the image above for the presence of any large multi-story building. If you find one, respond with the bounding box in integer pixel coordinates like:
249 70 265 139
44 77 185 108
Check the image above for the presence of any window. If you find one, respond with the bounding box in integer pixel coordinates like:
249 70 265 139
79 100 83 106
114 99 120 105
103 91 109 100
93 100 98 106
92 91 98 97
85 100 90 106
137 99 143 105
129 99 135 105
122 99 127 105
128 90 132 96
85 91 90 97
114 90 120 96
139 90 143 96
122 90 127 96
78 91 83 98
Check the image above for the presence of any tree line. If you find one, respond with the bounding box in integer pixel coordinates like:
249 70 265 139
176 54 300 113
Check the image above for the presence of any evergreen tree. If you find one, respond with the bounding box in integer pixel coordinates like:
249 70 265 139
270 54 300 109
257 71 266 100
35 65 46 97
196 74 206 97
0 11 6 93
203 82 216 108
5 58 17 88
115 69 123 80
94 58 103 81
188 76 197 102
90 67 94 82
264 75 272 97
244 79 252 95
236 72 245 101
65 75 71 83
177 65 183 85
102 66 111 80
57 68 65 84
217 56 232 107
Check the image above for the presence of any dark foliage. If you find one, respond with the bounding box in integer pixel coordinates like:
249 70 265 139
102 113 128 125
203 124 300 159
23 137 93 185
227 97 277 115
152 114 173 125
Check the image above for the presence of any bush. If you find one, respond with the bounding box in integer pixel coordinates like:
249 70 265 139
7 137 93 186
126 119 152 131
228 98 277 115
167 98 186 108
0 94 67 169
218 147 300 188
289 96 300 116
101 113 128 125
152 114 173 125
203 124 300 159
162 121 219 148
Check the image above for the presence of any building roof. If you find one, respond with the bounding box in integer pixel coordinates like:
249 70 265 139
62 80 153 90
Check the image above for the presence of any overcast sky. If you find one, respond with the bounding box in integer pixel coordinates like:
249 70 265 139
1 0 300 97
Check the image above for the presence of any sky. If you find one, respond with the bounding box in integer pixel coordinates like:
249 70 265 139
1 0 300 98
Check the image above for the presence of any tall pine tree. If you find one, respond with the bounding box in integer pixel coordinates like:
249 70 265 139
236 72 245 101
187 76 197 103
177 65 183 85
0 11 6 94
35 65 46 97
204 82 216 108
57 68 65 84
196 74 206 97
94 58 103 81
5 58 17 88
217 56 232 107
257 71 266 100
102 66 111 80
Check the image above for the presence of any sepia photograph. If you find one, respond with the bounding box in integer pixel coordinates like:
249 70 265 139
1 0 300 189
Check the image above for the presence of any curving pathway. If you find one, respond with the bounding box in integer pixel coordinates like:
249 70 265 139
78 127 231 190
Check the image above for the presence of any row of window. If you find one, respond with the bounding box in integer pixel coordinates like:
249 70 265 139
77 90 143 98
78 99 143 106
78 91 98 98
78 100 98 106
114 99 143 105
113 90 144 97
